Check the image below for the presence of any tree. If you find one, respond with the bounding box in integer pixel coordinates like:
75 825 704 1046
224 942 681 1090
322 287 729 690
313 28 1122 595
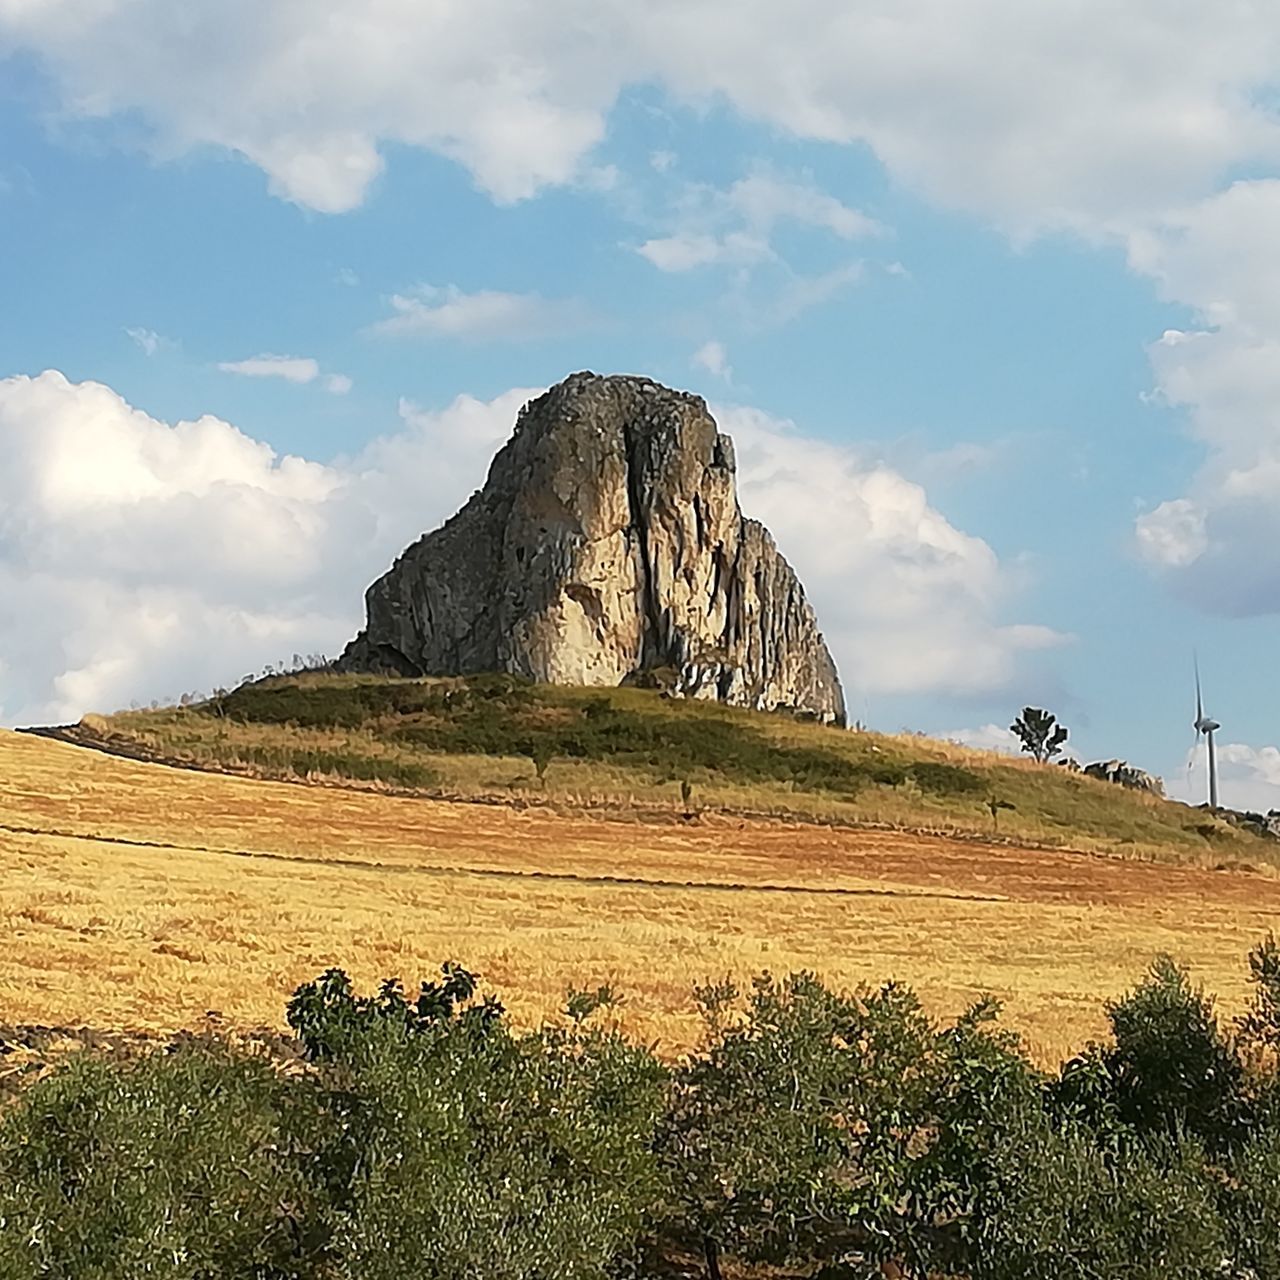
1009 707 1068 764
1053 955 1248 1152
1239 933 1280 1055
287 966 667 1280
660 972 1043 1279
0 1042 336 1280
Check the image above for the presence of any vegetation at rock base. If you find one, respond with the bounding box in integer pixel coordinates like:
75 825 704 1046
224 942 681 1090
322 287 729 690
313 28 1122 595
5 943 1280 1278
81 671 1277 868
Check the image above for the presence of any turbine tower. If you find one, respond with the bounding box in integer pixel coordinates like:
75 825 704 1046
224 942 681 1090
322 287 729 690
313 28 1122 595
1193 656 1221 810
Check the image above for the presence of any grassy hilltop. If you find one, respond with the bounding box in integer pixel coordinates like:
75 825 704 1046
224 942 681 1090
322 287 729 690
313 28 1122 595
77 671 1270 869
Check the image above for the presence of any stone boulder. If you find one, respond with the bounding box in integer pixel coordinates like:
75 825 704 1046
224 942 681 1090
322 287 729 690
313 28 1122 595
1082 759 1164 796
338 372 846 724
1213 808 1280 840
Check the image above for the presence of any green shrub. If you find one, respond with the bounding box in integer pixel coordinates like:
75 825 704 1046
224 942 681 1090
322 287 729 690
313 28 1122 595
1239 932 1280 1054
0 1042 334 1279
1223 1124 1280 1278
966 1127 1228 1280
1054 955 1248 1151
661 973 1043 1278
909 761 985 796
290 966 668 1280
4 950 1278 1278
229 741 439 788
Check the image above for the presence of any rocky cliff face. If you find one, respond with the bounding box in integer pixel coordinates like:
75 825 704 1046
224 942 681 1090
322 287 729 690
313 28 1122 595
338 372 846 724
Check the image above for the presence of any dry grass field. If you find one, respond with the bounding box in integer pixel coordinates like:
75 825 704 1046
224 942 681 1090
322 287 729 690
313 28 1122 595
3 727 1278 1065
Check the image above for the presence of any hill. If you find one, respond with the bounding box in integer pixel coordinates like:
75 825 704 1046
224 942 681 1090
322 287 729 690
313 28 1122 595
61 671 1272 869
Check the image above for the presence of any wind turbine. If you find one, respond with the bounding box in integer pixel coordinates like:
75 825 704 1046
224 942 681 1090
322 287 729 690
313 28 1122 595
1193 656 1221 810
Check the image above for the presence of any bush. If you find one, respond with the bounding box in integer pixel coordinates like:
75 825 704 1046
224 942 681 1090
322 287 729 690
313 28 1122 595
0 1042 334 1279
230 741 440 788
1239 932 1280 1055
909 761 985 797
967 1127 1228 1280
290 965 669 1280
5 949 1280 1278
1223 1124 1280 1278
661 973 1042 1278
1054 955 1248 1151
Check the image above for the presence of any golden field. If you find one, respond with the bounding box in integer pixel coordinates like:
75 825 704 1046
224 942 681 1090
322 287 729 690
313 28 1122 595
2 727 1277 1063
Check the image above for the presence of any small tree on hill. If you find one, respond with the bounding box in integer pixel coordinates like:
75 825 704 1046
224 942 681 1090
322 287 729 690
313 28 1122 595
1010 707 1068 764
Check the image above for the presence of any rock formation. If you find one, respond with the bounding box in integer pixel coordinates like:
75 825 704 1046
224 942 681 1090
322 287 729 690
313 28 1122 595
338 372 846 724
1082 759 1164 796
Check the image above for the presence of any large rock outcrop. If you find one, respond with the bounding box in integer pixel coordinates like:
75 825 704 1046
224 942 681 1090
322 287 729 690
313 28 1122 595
338 372 846 724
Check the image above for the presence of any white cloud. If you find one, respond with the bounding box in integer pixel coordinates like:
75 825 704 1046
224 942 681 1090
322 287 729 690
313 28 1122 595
637 231 771 273
5 2 1279 226
0 0 615 212
1168 741 1280 815
0 370 535 725
718 403 1068 697
0 370 1052 724
727 172 881 241
125 327 169 357
1135 498 1209 571
636 170 877 274
373 284 588 340
1126 183 1280 614
218 355 320 384
217 354 353 394
691 340 731 382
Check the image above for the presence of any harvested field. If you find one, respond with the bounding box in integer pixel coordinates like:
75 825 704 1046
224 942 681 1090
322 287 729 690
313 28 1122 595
2 729 1276 1063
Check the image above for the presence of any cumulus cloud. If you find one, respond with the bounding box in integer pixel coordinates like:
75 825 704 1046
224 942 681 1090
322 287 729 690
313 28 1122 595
6 1 1279 228
372 285 589 340
717 403 1068 697
1135 497 1208 571
1168 741 1280 815
0 370 1049 724
0 370 343 724
217 354 353 394
1127 183 1280 614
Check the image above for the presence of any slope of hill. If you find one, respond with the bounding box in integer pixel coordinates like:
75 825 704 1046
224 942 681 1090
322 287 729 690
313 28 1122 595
61 672 1272 868
2 726 1278 1066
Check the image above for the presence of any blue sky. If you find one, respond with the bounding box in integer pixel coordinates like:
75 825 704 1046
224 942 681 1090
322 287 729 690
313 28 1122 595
2 2 1279 809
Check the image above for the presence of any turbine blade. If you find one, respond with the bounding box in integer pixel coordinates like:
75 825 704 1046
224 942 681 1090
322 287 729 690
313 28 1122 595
1194 652 1204 725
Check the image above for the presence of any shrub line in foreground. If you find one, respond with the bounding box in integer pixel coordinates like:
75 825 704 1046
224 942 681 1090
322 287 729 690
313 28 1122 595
4 943 1280 1278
